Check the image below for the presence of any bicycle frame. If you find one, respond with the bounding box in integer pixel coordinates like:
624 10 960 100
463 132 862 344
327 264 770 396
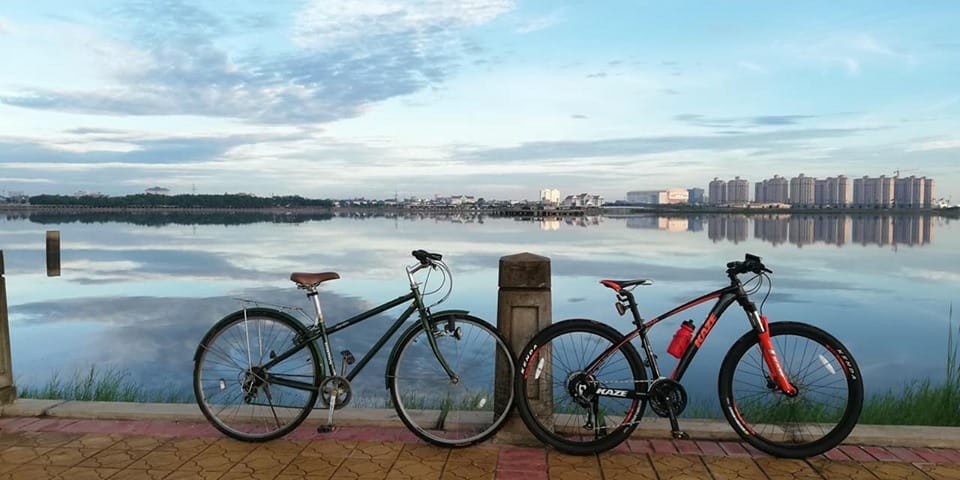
592 276 795 395
258 267 458 395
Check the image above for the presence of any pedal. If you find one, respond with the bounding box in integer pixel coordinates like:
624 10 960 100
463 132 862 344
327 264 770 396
671 430 690 440
340 350 355 365
317 424 335 434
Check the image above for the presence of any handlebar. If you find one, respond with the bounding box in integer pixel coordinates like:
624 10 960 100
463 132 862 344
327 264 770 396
412 249 443 266
726 253 773 277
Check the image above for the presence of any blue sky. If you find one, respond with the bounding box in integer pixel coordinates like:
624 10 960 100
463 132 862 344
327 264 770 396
1 1 958 201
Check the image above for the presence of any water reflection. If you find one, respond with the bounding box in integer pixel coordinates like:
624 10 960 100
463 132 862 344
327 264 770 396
2 211 958 409
623 214 938 248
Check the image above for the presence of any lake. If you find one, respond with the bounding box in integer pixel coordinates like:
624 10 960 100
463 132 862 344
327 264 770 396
2 211 957 411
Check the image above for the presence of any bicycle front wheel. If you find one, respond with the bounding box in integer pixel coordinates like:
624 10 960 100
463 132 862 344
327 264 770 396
388 314 515 447
719 321 863 458
194 309 321 442
515 319 647 455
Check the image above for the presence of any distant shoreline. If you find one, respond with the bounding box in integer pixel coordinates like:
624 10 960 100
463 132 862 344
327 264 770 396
0 203 956 217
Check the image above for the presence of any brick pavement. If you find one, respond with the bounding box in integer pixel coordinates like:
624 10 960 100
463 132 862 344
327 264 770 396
1 417 959 479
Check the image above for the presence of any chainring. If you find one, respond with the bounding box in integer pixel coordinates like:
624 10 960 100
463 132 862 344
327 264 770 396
648 378 687 418
319 375 352 410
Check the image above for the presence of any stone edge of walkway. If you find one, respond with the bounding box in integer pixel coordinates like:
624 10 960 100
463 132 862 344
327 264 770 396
3 398 960 449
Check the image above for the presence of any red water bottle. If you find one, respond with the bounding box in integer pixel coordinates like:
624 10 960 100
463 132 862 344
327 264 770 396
667 320 695 358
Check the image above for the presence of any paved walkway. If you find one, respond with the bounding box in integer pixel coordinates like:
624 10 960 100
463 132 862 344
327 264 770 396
2 417 960 479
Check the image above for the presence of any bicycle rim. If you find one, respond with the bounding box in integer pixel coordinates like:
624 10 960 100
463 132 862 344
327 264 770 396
516 320 646 455
720 322 863 458
390 316 515 447
194 313 320 441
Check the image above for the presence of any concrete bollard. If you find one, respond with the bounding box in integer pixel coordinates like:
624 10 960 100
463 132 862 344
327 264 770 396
0 251 14 404
494 252 552 444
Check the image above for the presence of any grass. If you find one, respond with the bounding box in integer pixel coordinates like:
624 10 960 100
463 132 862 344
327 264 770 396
17 366 194 404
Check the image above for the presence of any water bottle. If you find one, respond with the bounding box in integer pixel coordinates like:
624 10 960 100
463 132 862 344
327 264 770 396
667 320 696 358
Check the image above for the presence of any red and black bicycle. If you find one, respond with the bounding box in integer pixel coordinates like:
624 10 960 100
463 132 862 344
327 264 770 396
515 254 862 458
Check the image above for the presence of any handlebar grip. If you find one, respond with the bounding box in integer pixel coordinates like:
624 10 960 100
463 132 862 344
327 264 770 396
726 261 741 269
412 250 443 265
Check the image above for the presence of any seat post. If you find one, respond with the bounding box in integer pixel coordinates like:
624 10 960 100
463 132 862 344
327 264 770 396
621 290 644 327
306 288 324 327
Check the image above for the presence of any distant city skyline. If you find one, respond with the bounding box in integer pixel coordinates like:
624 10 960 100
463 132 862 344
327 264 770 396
1 2 959 201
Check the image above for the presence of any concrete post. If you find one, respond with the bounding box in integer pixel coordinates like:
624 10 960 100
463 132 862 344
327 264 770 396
494 252 552 444
0 251 15 404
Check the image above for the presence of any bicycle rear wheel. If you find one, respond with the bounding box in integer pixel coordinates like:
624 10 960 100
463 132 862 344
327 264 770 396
194 309 321 442
719 321 863 458
515 319 647 455
388 314 515 447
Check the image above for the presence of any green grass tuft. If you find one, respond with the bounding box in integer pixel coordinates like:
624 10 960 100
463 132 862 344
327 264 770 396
17 365 193 404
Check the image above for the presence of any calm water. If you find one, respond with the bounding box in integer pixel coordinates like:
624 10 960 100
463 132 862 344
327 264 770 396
2 211 958 408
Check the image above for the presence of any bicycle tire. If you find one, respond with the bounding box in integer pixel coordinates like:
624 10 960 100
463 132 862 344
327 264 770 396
388 313 515 447
718 321 863 458
515 319 647 455
194 308 322 442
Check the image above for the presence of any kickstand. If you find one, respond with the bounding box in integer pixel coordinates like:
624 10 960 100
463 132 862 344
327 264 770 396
317 386 338 434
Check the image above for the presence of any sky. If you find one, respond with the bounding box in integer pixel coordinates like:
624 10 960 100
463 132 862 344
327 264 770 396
1 0 959 202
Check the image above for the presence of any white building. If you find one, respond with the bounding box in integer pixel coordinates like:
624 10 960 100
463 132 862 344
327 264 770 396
540 188 561 205
561 193 604 208
627 188 688 204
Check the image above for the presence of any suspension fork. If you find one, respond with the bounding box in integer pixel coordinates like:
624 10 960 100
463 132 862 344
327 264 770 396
754 314 798 396
736 284 797 397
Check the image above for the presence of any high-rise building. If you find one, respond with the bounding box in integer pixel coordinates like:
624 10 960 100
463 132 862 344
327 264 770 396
708 178 727 205
853 176 895 207
811 176 850 207
894 176 931 208
755 175 789 204
727 177 750 203
789 174 816 206
924 178 935 207
814 179 827 206
831 176 850 206
687 188 704 204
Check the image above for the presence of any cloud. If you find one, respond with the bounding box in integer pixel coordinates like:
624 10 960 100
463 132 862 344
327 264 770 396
2 1 516 124
515 11 563 34
292 0 514 49
674 113 820 128
0 16 12 34
784 32 912 75
0 131 299 165
570 114 588 120
907 138 960 152
461 127 872 163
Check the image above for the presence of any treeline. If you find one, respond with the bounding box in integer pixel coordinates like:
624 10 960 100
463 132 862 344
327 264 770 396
26 211 334 226
28 193 334 209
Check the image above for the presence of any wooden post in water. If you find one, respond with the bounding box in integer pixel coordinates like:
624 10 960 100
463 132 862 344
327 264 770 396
47 230 61 277
0 251 14 404
493 252 552 445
